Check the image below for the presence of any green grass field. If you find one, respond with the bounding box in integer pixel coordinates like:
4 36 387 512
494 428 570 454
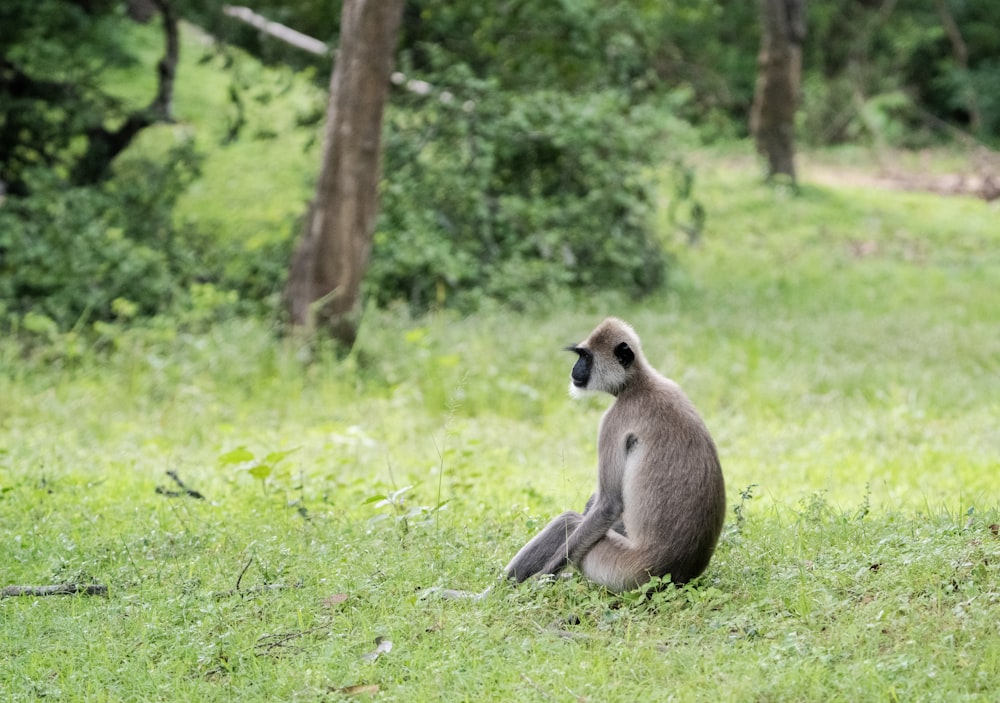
2 144 998 700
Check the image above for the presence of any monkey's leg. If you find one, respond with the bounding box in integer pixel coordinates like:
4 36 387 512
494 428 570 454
577 532 657 593
504 511 583 583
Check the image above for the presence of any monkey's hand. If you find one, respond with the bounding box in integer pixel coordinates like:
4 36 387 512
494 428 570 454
547 499 621 574
540 551 570 576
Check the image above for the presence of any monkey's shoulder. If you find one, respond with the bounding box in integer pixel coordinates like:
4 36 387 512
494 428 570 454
614 374 696 418
602 376 710 450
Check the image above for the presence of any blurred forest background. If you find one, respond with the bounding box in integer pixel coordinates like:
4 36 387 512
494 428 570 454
2 0 998 334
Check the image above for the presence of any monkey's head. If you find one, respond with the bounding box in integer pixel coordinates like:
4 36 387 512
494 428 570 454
567 318 642 398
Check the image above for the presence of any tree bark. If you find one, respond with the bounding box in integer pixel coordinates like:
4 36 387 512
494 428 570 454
285 0 404 347
750 0 805 183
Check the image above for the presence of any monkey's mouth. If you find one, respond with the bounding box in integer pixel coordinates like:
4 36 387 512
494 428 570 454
568 346 592 388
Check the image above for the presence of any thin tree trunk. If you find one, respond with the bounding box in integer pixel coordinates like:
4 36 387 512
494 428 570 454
285 0 404 347
750 0 805 183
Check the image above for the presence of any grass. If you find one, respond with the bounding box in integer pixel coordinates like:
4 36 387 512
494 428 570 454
3 147 999 700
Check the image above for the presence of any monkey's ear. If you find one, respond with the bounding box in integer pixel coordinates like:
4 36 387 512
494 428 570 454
614 342 634 368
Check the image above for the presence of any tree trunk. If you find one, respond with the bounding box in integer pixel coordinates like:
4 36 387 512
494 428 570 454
285 0 404 347
750 0 805 183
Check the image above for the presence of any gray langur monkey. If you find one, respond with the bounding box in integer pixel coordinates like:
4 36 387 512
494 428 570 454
504 317 726 592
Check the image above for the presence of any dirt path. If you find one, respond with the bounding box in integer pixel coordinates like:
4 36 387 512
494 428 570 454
801 149 1000 202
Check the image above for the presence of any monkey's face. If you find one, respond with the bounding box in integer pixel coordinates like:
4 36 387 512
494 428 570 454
567 341 634 398
568 318 641 398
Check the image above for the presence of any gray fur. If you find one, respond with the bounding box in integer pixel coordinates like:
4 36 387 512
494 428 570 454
505 317 726 592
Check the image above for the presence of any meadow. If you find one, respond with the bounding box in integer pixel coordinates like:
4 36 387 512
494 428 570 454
2 150 999 701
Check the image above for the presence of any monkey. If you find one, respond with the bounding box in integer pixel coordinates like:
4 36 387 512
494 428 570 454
504 317 726 592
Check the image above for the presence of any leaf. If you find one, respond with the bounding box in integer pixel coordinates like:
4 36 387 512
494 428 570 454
248 463 272 480
404 328 427 344
386 485 413 502
22 312 58 336
322 593 348 607
362 494 387 505
263 447 300 465
218 447 255 465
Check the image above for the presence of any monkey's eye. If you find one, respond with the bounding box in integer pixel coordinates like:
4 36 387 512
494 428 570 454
614 342 634 368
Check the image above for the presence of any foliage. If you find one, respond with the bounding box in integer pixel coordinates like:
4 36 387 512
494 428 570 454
1 4 685 328
401 0 661 94
801 0 1000 146
1 0 124 194
2 156 999 700
0 140 206 329
0 13 304 332
374 79 672 311
232 0 1000 145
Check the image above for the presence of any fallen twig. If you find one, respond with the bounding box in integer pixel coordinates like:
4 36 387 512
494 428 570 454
255 625 329 657
212 554 302 598
235 555 254 593
155 470 205 499
214 582 302 599
520 672 555 700
2 583 108 598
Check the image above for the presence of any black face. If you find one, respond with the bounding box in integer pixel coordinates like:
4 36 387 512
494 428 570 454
567 346 592 388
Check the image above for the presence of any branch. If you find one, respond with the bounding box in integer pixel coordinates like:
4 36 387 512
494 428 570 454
222 5 330 56
2 583 108 598
218 7 454 105
150 0 179 120
72 0 179 184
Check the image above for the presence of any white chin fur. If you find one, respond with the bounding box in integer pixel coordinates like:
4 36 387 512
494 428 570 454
569 382 597 399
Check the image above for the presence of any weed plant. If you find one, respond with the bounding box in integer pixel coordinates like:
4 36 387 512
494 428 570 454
1 156 998 701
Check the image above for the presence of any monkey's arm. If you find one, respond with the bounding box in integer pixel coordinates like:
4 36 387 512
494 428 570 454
539 495 622 575
540 440 628 575
504 510 585 582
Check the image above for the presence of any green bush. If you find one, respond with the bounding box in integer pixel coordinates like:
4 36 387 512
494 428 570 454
0 142 205 329
372 81 669 312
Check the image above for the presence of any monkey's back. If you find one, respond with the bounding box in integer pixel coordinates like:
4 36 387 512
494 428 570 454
613 375 726 584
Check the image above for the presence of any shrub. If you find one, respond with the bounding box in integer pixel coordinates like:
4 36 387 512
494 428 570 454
372 79 669 312
0 142 204 329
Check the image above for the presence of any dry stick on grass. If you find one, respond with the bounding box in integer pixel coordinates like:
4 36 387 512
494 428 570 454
2 583 109 598
213 556 301 599
255 625 330 658
155 469 205 499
